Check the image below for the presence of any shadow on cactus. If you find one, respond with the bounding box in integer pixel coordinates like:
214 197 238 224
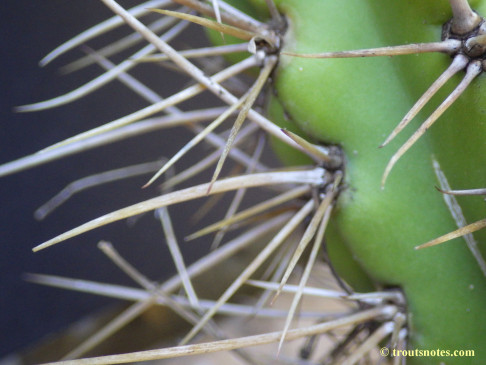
2 0 486 364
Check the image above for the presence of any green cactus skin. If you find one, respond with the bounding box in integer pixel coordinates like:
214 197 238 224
250 0 486 363
7 1 485 362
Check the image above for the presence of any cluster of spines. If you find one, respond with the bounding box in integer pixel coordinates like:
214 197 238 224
7 0 486 364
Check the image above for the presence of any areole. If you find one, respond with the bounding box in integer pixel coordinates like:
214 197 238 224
2 0 486 364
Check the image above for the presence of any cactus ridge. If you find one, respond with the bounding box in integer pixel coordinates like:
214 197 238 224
3 0 486 364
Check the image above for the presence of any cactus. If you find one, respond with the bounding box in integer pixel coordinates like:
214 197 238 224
2 0 486 364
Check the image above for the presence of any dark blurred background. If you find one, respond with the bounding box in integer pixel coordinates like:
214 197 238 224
0 0 232 358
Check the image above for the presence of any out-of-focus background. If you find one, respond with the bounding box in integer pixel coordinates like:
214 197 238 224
1 0 229 358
